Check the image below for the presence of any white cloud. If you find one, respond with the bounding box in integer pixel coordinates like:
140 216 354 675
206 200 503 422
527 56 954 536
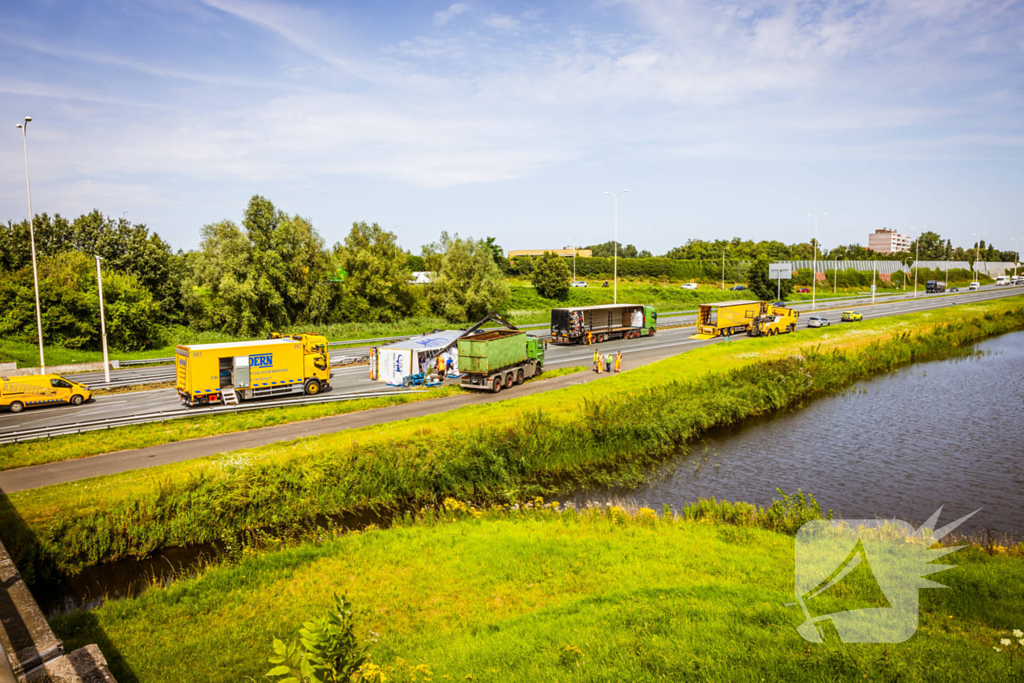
434 3 468 26
483 14 521 32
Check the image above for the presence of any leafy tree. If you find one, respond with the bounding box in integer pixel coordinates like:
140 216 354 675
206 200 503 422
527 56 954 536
586 240 641 258
331 222 422 323
422 232 509 321
0 252 159 351
531 251 571 299
747 256 793 301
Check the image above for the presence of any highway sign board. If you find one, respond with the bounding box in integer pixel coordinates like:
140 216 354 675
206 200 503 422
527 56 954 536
769 263 793 280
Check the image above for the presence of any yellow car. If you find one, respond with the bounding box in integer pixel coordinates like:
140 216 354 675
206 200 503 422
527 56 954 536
1 374 92 413
841 310 863 322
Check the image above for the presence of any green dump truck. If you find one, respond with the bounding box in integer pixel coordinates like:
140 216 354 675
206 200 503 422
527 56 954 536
458 329 545 393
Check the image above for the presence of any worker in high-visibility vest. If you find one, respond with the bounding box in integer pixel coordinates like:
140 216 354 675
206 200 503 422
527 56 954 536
437 355 445 376
586 330 593 345
615 350 622 373
593 349 601 373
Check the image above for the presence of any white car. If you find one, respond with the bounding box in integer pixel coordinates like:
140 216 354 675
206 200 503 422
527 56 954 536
969 281 980 291
807 315 830 328
570 281 588 288
681 282 698 290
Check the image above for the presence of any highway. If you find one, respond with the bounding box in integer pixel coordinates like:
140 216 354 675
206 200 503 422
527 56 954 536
0 285 1020 492
0 285 1020 444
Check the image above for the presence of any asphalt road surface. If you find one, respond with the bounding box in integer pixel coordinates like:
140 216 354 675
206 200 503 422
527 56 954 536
0 285 1020 493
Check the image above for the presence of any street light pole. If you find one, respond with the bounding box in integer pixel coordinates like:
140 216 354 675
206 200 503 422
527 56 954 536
95 256 111 384
16 117 45 373
807 213 825 311
721 246 727 290
574 234 580 283
604 190 628 304
911 226 923 298
971 232 986 282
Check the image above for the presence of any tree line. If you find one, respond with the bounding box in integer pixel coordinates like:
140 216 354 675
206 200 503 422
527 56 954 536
0 196 507 351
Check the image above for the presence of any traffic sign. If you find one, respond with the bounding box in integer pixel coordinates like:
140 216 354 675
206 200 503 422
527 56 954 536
769 263 793 280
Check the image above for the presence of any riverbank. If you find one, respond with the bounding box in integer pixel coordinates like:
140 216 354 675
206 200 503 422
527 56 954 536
2 296 1022 584
50 502 1024 683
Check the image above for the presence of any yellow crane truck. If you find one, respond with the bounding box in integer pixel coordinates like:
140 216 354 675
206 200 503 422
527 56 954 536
691 300 799 339
175 333 330 407
747 303 799 337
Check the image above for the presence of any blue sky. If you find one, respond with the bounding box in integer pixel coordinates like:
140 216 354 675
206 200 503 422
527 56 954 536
2 0 1023 256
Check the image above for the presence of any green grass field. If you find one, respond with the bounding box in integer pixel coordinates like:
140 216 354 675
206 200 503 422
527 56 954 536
50 504 1024 683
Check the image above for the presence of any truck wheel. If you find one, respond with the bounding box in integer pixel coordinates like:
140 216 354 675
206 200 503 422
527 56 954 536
515 369 524 385
505 373 514 389
534 363 543 376
9 401 24 414
598 333 605 343
492 377 502 393
70 394 84 406
648 328 655 337
304 379 322 395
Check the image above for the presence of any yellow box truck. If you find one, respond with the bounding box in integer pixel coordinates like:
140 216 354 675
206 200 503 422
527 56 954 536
1 374 93 413
691 300 763 338
175 333 330 407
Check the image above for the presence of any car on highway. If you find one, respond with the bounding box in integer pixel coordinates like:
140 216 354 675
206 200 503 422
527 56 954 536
602 281 609 287
681 282 698 290
772 301 788 307
969 282 980 291
730 285 746 291
796 287 811 293
949 287 960 292
570 281 588 288
841 310 863 322
807 315 830 328
1 374 92 414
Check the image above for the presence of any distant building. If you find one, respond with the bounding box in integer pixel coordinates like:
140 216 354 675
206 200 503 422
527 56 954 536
867 228 911 255
507 249 592 259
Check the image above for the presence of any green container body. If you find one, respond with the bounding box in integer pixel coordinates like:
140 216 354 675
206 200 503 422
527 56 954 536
458 330 528 375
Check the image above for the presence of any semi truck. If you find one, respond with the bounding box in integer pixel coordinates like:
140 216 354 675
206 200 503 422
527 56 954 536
175 333 330 407
926 280 946 293
550 304 657 344
458 328 545 393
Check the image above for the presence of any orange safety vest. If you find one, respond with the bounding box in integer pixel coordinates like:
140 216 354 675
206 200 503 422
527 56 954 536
615 354 621 371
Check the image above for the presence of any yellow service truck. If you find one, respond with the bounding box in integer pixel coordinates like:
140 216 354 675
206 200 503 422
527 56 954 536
175 333 330 407
747 303 799 337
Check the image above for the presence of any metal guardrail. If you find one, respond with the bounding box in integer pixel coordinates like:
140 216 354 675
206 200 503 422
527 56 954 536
0 389 425 445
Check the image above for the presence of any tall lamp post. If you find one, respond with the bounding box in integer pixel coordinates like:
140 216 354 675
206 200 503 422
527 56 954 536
95 256 111 383
721 245 728 290
910 226 924 298
573 234 580 283
971 231 986 282
1011 237 1020 282
603 190 628 304
16 117 46 373
807 213 825 311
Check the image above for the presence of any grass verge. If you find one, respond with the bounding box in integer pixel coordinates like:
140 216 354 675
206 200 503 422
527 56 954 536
50 501 1024 683
2 297 1022 584
0 366 587 472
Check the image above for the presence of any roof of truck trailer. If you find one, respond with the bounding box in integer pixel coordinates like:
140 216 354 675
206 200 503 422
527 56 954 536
550 303 646 311
177 338 298 351
702 300 761 307
379 329 464 351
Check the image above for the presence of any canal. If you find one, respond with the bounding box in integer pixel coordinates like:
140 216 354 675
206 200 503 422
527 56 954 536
569 329 1024 536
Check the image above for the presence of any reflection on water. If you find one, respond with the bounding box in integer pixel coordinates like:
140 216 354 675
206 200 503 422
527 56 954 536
571 331 1024 535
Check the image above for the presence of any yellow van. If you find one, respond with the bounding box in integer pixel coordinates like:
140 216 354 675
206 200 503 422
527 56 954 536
0 374 93 413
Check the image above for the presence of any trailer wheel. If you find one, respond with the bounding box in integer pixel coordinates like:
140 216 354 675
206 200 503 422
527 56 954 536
492 377 502 393
8 401 24 414
597 333 605 343
515 369 525 385
304 379 322 395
